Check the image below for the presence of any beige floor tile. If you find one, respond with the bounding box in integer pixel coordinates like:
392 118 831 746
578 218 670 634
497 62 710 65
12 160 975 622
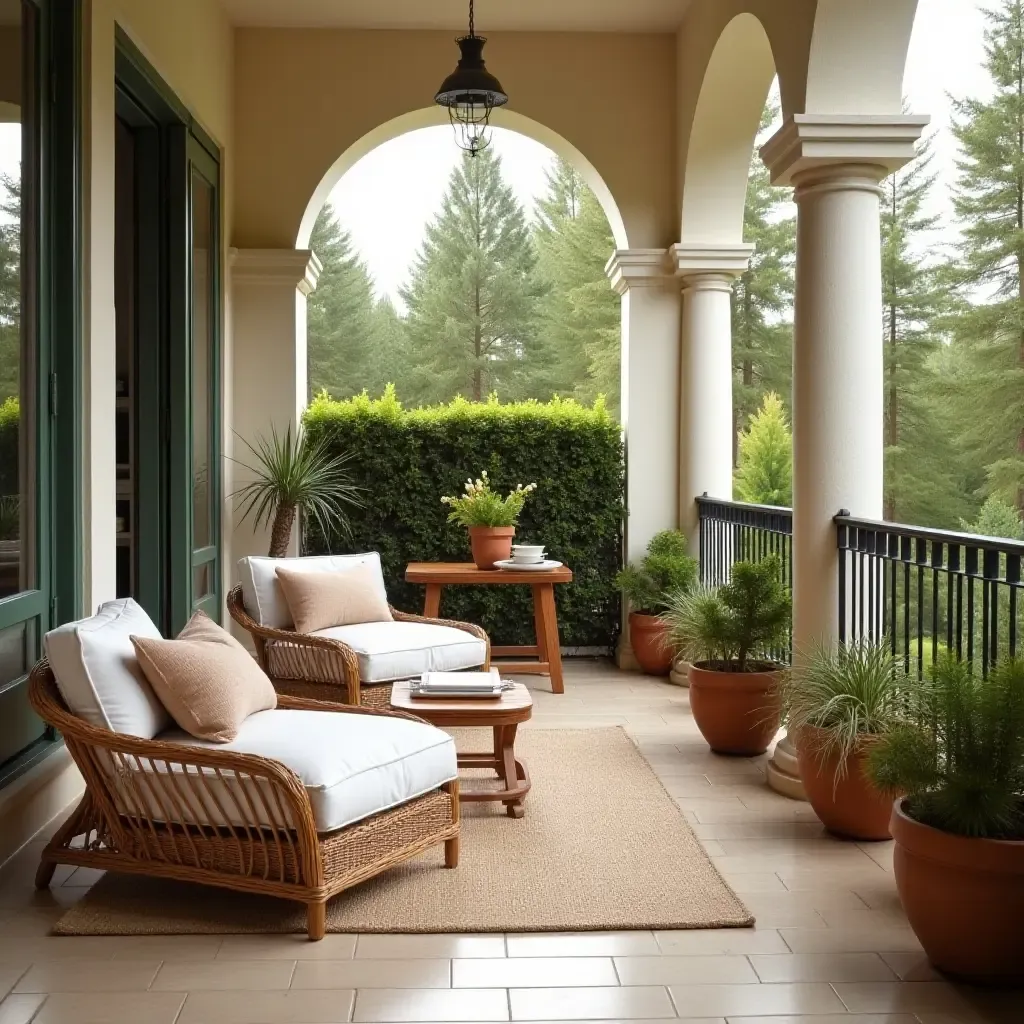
353 987 509 1021
814 906 913 929
510 985 676 1020
613 954 757 986
356 933 505 959
107 935 224 960
455 956 617 988
689 821 824 841
0 969 27 1003
727 897 825 929
507 932 660 957
779 927 922 954
743 888 870 914
668 981 847 1017
654 929 789 956
747 952 898 983
877 951 944 982
14 959 160 993
217 933 358 959
152 958 296 991
0 936 122 961
292 958 451 989
715 872 787 893
0 994 46 1024
833 981 999 1018
34 991 187 1024
178 988 355 1023
61 866 105 887
723 1016 917 1024
776 867 893 891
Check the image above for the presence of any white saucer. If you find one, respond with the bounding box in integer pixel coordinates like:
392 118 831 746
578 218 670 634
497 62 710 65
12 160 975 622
494 558 563 572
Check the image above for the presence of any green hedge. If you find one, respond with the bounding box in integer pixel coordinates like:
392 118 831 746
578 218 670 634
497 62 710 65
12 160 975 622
303 388 625 650
0 397 17 497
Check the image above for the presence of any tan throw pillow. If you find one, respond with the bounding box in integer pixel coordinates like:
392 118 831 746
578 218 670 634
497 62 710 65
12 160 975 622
131 611 277 743
275 564 394 633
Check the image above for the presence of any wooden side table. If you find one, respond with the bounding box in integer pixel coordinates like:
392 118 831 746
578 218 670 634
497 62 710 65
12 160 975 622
405 562 573 693
390 680 534 818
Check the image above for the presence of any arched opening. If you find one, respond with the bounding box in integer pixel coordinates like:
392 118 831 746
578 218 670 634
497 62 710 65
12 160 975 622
295 108 630 416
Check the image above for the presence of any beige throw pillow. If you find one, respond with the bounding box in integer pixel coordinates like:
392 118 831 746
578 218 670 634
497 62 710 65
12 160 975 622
275 564 394 634
131 611 277 743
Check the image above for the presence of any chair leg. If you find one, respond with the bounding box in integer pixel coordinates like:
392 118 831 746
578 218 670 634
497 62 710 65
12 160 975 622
35 793 94 890
445 835 460 868
307 900 327 941
34 859 57 891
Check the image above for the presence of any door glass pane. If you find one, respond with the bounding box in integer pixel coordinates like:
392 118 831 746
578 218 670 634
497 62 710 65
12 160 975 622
190 172 213 552
0 0 39 600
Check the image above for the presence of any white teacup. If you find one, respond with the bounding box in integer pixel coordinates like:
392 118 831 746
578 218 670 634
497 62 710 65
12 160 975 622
512 545 546 563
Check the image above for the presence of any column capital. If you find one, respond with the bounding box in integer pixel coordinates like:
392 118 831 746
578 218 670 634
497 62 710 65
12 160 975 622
669 242 754 287
605 248 673 295
230 248 323 295
759 113 929 188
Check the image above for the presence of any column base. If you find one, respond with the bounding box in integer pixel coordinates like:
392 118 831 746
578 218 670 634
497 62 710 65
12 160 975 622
766 733 806 800
668 660 690 687
615 634 641 672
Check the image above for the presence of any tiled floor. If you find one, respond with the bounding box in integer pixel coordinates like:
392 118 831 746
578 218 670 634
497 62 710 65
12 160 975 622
0 660 1020 1023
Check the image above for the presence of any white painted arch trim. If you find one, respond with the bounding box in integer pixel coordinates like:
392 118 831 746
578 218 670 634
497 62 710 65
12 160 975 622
295 106 630 251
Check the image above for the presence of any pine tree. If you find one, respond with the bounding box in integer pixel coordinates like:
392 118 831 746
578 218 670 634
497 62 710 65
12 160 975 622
306 203 381 399
0 172 21 403
961 494 1024 540
948 0 1024 512
401 148 543 404
880 131 965 528
533 159 620 415
734 392 792 506
733 102 795 462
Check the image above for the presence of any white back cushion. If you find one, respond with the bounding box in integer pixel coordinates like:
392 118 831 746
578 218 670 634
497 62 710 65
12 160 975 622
238 553 389 629
44 598 171 738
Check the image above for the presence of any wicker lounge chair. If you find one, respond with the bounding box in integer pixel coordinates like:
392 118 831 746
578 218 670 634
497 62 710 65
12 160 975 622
229 553 490 708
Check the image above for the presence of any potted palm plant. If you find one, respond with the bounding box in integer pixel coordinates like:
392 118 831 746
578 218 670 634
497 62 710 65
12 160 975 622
665 555 790 755
615 530 698 675
230 424 362 557
440 470 537 569
867 656 1024 984
784 638 907 840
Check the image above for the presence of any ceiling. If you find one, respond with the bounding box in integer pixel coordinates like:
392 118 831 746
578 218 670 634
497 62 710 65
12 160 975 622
220 0 693 32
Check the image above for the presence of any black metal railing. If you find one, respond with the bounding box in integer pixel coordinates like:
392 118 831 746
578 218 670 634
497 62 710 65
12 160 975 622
836 514 1024 679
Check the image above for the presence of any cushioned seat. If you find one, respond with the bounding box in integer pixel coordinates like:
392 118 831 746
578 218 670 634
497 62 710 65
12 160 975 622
152 708 457 833
268 620 487 685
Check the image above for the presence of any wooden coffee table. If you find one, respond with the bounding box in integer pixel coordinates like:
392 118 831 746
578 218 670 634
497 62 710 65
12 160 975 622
390 680 534 818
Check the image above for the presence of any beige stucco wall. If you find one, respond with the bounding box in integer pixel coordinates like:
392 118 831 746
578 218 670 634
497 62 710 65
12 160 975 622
81 0 234 613
232 29 677 251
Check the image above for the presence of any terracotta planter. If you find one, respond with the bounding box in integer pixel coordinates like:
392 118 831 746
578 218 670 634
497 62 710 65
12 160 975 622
890 798 1024 984
627 613 673 675
688 663 782 756
796 728 892 840
468 526 515 570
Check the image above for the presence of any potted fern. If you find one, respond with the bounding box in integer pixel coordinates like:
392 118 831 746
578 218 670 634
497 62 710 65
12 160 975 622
868 656 1024 983
665 555 790 755
230 424 362 557
615 530 698 675
784 638 907 840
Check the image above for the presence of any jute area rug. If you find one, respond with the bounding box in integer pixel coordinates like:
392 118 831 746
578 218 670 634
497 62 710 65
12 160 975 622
53 727 753 935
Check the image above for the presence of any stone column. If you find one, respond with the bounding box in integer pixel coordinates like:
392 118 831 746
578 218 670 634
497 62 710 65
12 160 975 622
760 114 926 797
229 249 321 567
670 243 752 550
606 250 681 670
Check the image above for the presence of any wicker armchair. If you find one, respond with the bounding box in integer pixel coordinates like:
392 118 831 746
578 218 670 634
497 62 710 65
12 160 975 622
29 660 459 940
228 584 490 708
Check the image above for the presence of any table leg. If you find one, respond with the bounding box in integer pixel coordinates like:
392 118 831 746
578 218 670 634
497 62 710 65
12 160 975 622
537 583 564 694
423 583 442 618
496 724 524 818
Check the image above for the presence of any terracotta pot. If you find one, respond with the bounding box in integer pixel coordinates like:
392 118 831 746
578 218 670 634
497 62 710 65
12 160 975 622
796 728 892 840
890 798 1024 984
688 663 782 756
468 526 515 570
629 613 673 675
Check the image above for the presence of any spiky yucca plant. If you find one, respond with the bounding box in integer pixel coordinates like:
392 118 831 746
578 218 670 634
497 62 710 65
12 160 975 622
230 425 362 558
784 638 907 787
869 657 1024 839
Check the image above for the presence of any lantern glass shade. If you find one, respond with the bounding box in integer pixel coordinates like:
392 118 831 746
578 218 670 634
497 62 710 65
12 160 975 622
434 34 508 156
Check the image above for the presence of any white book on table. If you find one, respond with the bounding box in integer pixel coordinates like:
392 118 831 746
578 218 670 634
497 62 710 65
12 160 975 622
416 669 503 692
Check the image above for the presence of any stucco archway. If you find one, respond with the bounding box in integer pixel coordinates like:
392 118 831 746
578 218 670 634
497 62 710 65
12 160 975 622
296 106 630 251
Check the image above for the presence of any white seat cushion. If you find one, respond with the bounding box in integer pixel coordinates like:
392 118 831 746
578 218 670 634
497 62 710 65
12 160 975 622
151 709 456 833
44 598 171 738
238 553 389 629
310 621 486 683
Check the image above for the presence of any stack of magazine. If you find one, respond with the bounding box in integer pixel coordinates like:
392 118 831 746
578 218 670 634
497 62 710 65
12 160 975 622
409 668 509 699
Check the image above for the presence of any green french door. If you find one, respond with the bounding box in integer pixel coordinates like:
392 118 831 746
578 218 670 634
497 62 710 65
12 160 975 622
170 135 221 633
0 0 80 785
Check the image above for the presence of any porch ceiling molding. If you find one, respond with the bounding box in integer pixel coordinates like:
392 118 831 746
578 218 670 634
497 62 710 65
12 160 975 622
605 248 673 296
230 248 323 295
760 114 930 188
669 242 753 284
